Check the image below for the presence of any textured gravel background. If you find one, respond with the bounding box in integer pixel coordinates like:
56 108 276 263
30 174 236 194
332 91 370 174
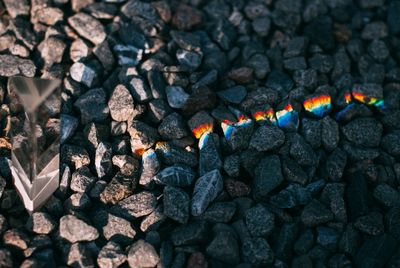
1 0 400 267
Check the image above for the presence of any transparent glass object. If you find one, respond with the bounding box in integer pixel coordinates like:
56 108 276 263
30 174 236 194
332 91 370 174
8 77 61 212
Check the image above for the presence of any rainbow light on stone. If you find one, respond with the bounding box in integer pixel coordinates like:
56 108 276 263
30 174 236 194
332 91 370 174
143 149 156 159
192 123 213 139
352 92 385 109
198 131 210 150
221 112 252 140
303 94 331 117
276 104 298 129
252 108 277 124
344 92 352 104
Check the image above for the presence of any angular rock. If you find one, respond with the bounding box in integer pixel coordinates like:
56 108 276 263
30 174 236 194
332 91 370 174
108 84 135 122
102 214 136 245
68 13 106 45
242 237 274 266
163 186 190 224
206 231 240 264
127 120 159 155
158 112 188 140
321 116 339 151
381 131 400 157
170 220 209 246
95 142 113 178
355 234 397 268
59 215 99 243
139 149 161 187
199 133 222 176
301 200 334 226
26 212 56 235
191 169 223 216
290 134 318 166
250 125 285 151
128 240 159 268
354 212 384 236
153 165 195 187
0 55 35 77
253 155 284 200
129 77 152 102
245 204 275 237
70 166 95 193
74 88 109 124
100 173 134 205
113 191 156 219
97 242 126 268
217 86 247 104
202 202 236 223
325 148 347 181
166 86 189 109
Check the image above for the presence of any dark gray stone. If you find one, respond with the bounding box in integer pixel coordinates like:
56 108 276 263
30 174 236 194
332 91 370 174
170 220 209 246
153 165 195 187
282 157 308 185
158 112 188 140
199 133 223 176
95 142 113 178
166 86 189 108
127 120 159 155
270 184 311 208
191 169 223 216
381 131 400 157
203 202 236 223
301 199 334 226
290 134 317 166
129 77 152 102
321 116 339 151
354 212 384 236
74 88 109 124
113 191 157 219
316 226 339 251
217 86 247 104
355 234 397 268
253 155 284 200
245 204 275 237
242 237 274 266
163 186 190 224
325 148 347 181
250 125 285 151
206 231 240 264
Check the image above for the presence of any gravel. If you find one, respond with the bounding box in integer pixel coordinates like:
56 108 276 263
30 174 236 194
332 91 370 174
1 0 399 266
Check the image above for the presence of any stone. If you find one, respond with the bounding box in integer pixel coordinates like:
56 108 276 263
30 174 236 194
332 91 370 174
275 222 299 260
270 184 311 208
2 229 29 250
38 37 66 67
84 122 110 150
0 55 35 77
242 237 274 266
148 99 171 123
64 192 91 210
253 155 284 200
163 186 190 224
245 204 275 237
112 155 139 177
68 13 106 45
361 21 388 40
97 242 126 268
325 148 347 181
355 234 397 268
103 214 136 245
155 142 197 167
321 116 339 151
316 226 339 250
67 243 94 267
59 215 99 243
70 39 90 62
172 4 202 30
100 173 134 205
206 231 240 264
60 114 78 143
158 112 188 140
301 200 334 226
284 57 307 70
108 85 135 122
129 77 152 102
354 212 384 236
191 169 223 216
128 240 160 268
176 49 202 70
0 248 12 268
373 183 400 207
74 88 109 124
202 202 236 223
290 134 318 166
113 191 156 219
294 229 314 255
388 1 400 34
249 125 285 151
304 16 334 51
3 0 29 18
321 183 347 222
342 117 382 147
381 131 400 157
217 86 247 104
70 166 95 193
223 154 240 177
166 86 189 109
140 205 166 232
170 220 209 246
199 133 222 176
139 149 161 187
95 142 113 178
26 212 56 234
33 7 63 25
301 118 321 148
153 165 195 187
127 120 159 155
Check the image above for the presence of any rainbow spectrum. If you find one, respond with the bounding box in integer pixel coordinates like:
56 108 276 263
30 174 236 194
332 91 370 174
192 123 213 139
221 112 252 140
275 104 299 130
303 94 332 117
352 92 385 109
252 107 277 125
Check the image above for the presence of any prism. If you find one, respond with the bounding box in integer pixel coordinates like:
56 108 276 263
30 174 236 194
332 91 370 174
8 77 61 212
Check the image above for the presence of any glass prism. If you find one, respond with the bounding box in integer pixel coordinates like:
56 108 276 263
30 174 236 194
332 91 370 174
8 77 61 212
